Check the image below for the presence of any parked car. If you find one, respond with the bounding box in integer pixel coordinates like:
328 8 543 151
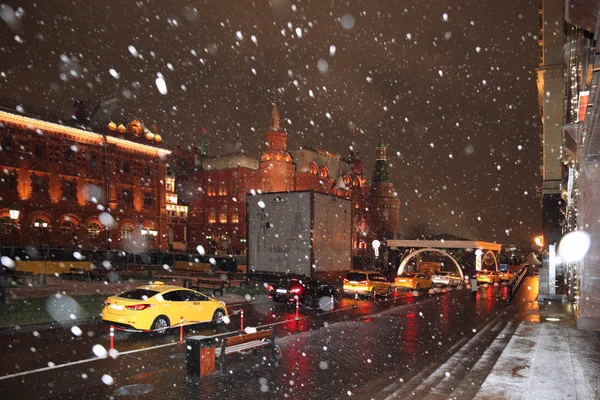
266 276 339 307
476 270 501 284
431 271 462 287
498 270 514 282
394 272 433 291
101 282 228 333
342 270 393 298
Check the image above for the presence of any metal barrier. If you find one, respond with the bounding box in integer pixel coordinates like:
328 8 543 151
505 265 529 304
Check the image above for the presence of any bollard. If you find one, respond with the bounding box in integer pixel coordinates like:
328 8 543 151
179 316 184 343
353 293 358 309
373 289 377 302
294 297 300 321
109 325 115 352
330 295 334 312
240 309 244 331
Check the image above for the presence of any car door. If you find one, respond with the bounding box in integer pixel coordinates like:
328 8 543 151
161 290 186 324
183 290 213 322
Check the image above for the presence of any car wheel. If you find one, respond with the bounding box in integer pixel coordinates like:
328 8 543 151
212 309 226 324
152 316 170 334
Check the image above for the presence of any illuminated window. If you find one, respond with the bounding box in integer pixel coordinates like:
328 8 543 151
122 189 132 204
219 182 227 196
61 220 75 237
309 162 319 175
344 174 351 185
208 209 216 224
120 224 133 240
320 165 329 178
88 222 101 239
231 208 239 223
219 206 228 223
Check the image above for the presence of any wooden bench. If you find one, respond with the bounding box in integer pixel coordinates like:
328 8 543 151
192 278 225 296
186 327 281 377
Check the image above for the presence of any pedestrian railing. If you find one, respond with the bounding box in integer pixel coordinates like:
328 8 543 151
505 265 529 304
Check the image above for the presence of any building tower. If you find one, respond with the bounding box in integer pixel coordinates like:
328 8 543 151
258 93 295 192
369 135 400 239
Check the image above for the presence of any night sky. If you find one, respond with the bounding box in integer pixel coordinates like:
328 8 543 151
0 0 542 244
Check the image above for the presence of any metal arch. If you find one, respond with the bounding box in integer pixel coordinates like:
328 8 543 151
397 247 464 279
483 250 499 271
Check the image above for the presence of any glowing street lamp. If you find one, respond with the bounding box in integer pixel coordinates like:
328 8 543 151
535 235 544 248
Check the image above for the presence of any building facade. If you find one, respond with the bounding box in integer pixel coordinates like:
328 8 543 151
0 109 187 254
537 0 600 331
173 100 400 258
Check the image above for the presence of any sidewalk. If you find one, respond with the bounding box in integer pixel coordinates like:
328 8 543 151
474 300 600 400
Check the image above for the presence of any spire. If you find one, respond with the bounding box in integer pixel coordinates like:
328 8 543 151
372 134 390 182
376 134 387 161
270 91 282 132
351 126 359 158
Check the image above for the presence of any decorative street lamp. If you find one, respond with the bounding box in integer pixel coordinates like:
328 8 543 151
0 208 20 304
141 228 158 281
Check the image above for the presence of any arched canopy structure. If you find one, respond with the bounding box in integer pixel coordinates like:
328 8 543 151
397 248 464 279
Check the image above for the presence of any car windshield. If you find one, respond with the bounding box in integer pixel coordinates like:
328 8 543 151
435 272 450 276
117 289 160 300
400 273 416 278
346 273 367 281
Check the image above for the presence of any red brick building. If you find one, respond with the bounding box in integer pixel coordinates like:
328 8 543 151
173 100 400 257
0 109 183 253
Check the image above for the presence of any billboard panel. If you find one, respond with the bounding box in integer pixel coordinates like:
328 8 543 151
247 192 312 275
312 193 352 272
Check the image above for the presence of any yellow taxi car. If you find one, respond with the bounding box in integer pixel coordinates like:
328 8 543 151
476 270 501 284
101 282 228 332
394 272 433 291
342 270 392 298
497 270 514 282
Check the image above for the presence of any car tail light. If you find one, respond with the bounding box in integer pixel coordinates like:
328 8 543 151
267 285 274 292
125 304 152 310
290 287 303 294
359 280 368 286
343 278 349 283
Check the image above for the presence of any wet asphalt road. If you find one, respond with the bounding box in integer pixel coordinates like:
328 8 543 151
0 282 521 399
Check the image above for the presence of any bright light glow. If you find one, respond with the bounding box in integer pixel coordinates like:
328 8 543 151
535 235 544 247
558 230 591 263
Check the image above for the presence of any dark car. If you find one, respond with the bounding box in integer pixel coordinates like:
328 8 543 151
266 276 339 308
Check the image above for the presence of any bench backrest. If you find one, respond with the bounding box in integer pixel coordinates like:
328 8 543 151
224 329 272 348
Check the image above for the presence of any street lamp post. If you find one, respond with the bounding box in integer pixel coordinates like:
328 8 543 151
141 228 157 281
1 209 20 304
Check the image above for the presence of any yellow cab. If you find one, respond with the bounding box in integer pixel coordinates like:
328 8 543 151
342 270 392 297
101 281 228 332
476 270 500 284
395 272 433 291
497 270 514 282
